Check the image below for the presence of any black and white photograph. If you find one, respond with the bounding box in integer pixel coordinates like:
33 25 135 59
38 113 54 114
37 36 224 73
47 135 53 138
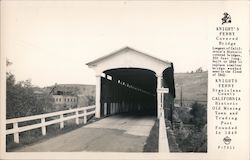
1 0 249 160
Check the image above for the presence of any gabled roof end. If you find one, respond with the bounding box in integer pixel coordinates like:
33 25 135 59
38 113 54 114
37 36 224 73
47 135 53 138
86 46 171 67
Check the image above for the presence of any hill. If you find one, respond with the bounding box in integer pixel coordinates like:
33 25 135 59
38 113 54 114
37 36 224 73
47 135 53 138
174 71 208 104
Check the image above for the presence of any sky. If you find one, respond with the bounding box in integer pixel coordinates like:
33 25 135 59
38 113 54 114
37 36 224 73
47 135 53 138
2 1 215 87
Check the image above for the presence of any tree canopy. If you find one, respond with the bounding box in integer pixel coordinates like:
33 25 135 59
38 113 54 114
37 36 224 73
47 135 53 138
6 61 53 119
190 102 207 130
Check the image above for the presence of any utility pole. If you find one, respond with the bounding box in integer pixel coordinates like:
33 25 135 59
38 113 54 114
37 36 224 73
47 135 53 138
180 86 183 107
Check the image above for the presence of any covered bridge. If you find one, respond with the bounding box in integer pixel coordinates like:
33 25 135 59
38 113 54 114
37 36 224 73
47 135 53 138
86 47 175 121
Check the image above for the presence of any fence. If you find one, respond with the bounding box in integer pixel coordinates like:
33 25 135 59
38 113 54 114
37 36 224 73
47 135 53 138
6 105 95 143
159 107 169 152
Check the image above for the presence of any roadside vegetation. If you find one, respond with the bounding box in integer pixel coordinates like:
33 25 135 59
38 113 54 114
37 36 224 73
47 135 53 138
6 60 95 151
167 102 207 152
6 60 54 150
167 69 208 152
174 102 207 152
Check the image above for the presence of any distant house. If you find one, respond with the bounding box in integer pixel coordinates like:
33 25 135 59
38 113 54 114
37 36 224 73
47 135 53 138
52 94 78 108
49 86 78 110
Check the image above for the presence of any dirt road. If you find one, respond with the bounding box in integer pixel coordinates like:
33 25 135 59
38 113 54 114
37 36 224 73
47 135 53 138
13 114 155 152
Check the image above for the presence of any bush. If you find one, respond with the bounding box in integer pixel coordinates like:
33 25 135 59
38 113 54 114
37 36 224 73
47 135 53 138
174 125 207 152
175 107 192 124
6 70 53 147
172 102 207 152
6 72 53 118
190 102 207 130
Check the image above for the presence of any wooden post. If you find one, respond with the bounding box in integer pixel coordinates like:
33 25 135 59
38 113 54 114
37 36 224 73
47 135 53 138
156 74 163 118
75 111 79 125
115 103 118 114
13 122 19 143
95 75 101 118
60 114 64 129
84 109 87 124
104 103 107 116
41 118 46 136
111 103 113 114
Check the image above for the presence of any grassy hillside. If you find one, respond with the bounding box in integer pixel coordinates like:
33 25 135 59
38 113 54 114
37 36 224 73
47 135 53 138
174 71 208 103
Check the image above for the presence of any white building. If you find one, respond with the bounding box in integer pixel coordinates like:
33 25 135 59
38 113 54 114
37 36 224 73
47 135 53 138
52 95 78 108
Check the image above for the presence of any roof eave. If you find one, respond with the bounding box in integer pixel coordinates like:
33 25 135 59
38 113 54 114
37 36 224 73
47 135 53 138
86 46 172 67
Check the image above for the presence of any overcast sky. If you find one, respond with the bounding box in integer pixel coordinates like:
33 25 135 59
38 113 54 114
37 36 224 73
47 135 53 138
2 1 226 87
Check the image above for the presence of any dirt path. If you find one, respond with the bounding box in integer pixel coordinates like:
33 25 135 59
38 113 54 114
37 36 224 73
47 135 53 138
13 114 156 152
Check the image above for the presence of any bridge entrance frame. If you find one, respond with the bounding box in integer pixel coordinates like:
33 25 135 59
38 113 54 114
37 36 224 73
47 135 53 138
87 47 175 119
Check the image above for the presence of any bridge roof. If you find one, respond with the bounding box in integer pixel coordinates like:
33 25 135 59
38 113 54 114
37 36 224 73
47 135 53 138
86 46 171 67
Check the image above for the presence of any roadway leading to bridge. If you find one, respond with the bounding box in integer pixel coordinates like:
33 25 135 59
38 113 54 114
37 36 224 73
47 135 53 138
13 114 156 152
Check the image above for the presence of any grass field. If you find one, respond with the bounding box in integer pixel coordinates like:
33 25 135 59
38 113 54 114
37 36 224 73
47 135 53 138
174 71 208 102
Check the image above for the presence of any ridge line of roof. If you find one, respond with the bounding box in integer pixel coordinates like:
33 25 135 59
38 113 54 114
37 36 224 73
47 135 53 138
86 46 172 66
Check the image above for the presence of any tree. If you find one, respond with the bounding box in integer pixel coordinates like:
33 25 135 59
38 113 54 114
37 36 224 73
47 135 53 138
189 102 207 130
176 107 192 124
195 67 203 73
6 60 53 118
86 95 95 106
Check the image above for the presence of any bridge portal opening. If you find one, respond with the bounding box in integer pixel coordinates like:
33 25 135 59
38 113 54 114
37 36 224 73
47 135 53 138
100 68 157 117
86 46 175 119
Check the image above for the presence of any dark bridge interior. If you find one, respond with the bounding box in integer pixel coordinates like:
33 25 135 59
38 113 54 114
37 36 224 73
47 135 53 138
100 68 157 117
